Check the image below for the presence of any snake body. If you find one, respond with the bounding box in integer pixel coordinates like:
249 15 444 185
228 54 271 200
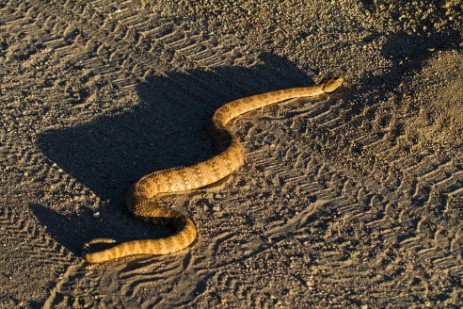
83 77 344 263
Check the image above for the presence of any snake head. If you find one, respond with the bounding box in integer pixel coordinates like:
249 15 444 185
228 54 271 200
322 76 344 93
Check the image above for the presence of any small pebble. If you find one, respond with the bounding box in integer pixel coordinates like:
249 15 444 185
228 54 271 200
439 0 451 9
305 277 315 289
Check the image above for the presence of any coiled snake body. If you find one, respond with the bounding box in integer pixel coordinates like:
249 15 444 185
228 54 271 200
83 77 344 263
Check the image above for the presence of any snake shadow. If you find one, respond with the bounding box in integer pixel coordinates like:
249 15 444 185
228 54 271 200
34 21 462 256
35 53 328 255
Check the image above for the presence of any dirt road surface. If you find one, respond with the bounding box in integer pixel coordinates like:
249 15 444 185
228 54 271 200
1 0 462 307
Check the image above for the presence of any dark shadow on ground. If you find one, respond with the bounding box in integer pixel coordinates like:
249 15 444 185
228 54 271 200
358 27 461 100
36 53 320 252
38 53 316 202
35 21 462 254
343 28 462 135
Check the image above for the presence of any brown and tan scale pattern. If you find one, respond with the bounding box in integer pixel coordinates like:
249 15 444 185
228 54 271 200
82 77 344 263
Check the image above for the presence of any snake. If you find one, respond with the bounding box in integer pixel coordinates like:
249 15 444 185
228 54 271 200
82 76 344 263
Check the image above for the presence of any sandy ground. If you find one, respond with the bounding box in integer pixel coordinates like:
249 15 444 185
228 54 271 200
1 0 463 307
